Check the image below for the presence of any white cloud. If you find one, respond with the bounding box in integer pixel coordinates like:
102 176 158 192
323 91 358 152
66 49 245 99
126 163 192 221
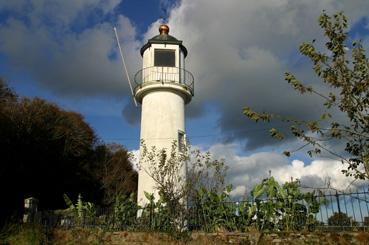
0 0 121 27
207 143 360 199
2 0 369 150
129 149 140 171
230 185 246 198
0 0 140 97
154 0 369 149
131 142 362 199
272 159 353 190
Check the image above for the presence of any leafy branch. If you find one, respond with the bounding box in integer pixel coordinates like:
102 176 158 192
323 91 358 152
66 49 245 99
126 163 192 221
244 11 369 180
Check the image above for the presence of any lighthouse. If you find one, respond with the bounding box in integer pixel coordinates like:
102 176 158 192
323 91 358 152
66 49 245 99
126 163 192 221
134 24 194 206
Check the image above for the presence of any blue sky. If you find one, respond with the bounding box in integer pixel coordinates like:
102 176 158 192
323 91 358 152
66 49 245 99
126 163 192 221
1 0 368 196
0 0 176 150
0 0 222 151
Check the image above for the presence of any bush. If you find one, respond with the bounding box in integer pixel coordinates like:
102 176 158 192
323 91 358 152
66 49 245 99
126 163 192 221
328 212 355 227
0 223 48 245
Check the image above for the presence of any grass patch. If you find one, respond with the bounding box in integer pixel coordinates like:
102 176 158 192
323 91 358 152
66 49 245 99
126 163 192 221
0 222 48 245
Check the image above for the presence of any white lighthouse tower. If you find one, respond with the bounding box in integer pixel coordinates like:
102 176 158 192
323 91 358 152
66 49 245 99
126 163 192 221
134 24 194 206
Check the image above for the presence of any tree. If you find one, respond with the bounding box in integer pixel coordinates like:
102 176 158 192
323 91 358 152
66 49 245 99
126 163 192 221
244 12 369 180
0 78 138 224
97 144 138 205
328 212 356 227
0 79 16 103
138 142 230 232
0 79 96 223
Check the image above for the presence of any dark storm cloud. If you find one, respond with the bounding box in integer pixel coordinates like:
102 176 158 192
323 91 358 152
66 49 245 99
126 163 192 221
0 0 140 97
159 0 369 150
1 0 369 149
122 101 141 124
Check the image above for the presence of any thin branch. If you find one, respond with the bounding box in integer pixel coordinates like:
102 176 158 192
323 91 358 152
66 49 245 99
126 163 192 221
289 142 310 154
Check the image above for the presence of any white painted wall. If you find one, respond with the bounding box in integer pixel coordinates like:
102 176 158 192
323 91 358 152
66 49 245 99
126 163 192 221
143 44 180 68
136 42 191 207
137 90 186 205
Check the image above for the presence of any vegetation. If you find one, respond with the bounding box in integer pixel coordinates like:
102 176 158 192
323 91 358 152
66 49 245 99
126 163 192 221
0 223 48 245
244 11 369 180
63 194 96 224
191 185 237 232
249 177 322 231
0 214 50 245
328 212 356 227
96 144 138 205
138 142 231 234
0 79 137 224
139 142 189 233
2 11 367 239
138 142 321 233
112 193 139 229
364 216 369 226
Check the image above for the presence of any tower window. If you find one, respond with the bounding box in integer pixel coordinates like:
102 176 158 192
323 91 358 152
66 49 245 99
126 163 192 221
178 131 186 152
154 49 175 67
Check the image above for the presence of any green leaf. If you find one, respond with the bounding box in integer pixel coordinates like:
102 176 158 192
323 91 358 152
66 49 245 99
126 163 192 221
243 107 271 122
320 113 332 120
252 183 265 199
283 151 291 157
144 191 154 201
270 128 284 140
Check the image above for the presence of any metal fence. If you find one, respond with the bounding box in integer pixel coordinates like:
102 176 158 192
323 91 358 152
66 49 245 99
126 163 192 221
134 66 194 95
313 188 369 230
38 188 369 232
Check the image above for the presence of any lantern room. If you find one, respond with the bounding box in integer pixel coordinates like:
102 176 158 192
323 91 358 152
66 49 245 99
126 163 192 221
133 24 194 104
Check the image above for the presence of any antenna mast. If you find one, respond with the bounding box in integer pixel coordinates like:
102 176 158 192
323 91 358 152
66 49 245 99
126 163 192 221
113 27 138 107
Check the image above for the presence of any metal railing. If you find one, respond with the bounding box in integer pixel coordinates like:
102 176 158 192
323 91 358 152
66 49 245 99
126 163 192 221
313 188 369 230
38 188 369 232
134 66 194 95
188 188 369 232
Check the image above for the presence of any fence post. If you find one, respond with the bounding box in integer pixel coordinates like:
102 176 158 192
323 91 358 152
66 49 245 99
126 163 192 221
150 203 153 230
23 197 39 223
161 66 164 84
235 202 240 216
335 191 341 214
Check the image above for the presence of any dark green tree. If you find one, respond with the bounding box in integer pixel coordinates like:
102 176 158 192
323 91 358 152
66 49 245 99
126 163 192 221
0 79 138 225
97 143 138 205
0 80 93 222
0 79 16 103
244 12 369 180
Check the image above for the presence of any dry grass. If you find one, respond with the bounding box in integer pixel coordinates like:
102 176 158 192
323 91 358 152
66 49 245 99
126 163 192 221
0 223 48 245
2 225 369 245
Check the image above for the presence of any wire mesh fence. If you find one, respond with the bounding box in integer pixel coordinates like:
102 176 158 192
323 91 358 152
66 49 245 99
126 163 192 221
37 188 369 232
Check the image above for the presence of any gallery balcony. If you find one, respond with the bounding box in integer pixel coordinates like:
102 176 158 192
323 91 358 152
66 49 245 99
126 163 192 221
134 66 194 99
